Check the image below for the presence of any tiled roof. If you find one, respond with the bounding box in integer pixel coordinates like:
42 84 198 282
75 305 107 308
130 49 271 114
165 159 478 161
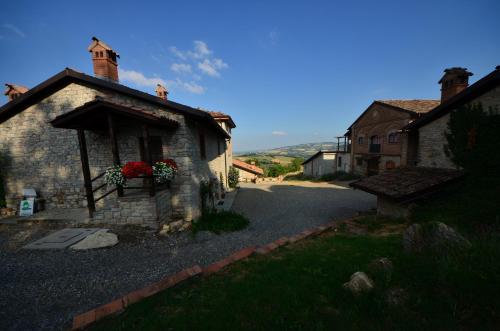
208 111 229 118
350 167 464 202
377 99 440 114
232 159 264 175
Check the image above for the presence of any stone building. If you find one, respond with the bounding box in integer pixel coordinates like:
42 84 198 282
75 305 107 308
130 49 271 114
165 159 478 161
0 37 236 231
347 100 439 176
232 159 264 182
405 66 500 168
302 150 350 177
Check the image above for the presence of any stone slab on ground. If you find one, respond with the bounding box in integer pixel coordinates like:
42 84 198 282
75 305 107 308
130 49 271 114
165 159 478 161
22 228 102 250
216 189 239 212
70 230 118 250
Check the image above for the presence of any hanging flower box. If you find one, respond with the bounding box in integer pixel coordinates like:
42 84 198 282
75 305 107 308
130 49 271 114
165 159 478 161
104 160 178 186
121 161 153 179
153 159 178 183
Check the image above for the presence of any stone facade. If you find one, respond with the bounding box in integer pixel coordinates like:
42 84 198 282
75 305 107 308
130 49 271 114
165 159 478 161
0 82 233 229
417 85 500 168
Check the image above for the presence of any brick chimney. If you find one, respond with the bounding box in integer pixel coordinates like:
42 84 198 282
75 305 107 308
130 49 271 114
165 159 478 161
88 37 119 82
155 84 168 100
438 67 473 103
4 83 28 101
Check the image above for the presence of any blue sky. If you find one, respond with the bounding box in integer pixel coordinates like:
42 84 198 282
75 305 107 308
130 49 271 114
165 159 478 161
1 0 499 152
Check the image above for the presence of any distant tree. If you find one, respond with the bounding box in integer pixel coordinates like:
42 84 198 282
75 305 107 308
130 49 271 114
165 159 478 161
228 166 239 188
445 102 500 175
289 157 305 172
244 158 261 167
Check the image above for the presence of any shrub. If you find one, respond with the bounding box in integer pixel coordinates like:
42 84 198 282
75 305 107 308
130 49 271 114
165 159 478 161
0 152 5 208
445 102 500 175
192 210 250 234
228 166 239 188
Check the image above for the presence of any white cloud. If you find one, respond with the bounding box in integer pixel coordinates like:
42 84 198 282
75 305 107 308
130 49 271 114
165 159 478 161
169 46 187 60
198 58 228 77
269 29 279 44
178 80 205 94
272 131 287 136
191 40 212 58
171 63 192 74
2 23 25 38
119 69 166 87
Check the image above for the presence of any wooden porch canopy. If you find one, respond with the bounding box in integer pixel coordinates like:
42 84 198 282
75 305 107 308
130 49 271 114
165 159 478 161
50 98 179 217
51 97 179 130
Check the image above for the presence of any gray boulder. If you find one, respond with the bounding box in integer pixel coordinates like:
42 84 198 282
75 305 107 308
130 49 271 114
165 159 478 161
70 229 118 250
403 222 471 254
368 257 393 285
385 287 409 307
343 272 374 294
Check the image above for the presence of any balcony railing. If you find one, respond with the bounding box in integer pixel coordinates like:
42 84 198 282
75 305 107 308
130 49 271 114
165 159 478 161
369 144 381 153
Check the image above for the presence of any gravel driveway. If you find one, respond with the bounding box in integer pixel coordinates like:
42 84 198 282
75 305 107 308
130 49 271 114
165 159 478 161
0 181 375 331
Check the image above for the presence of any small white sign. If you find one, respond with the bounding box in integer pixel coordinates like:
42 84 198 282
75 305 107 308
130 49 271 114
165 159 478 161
19 198 35 216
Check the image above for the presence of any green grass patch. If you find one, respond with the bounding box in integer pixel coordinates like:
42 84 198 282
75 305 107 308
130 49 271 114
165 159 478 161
411 175 500 233
191 210 250 234
91 232 500 330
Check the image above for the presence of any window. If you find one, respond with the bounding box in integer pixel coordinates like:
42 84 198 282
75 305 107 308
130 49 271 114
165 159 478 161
95 51 99 58
338 156 342 167
358 136 364 145
385 161 396 170
199 131 206 159
370 135 380 145
388 132 400 143
139 136 164 163
99 51 104 58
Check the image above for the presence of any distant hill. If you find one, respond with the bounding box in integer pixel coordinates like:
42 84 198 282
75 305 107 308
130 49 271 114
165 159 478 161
235 142 347 158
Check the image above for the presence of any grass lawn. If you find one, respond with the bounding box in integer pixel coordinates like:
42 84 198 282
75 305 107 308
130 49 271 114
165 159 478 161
191 210 250 234
92 176 500 331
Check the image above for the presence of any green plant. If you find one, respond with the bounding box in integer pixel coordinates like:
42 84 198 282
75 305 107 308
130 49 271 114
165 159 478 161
0 152 7 208
228 166 239 188
200 180 215 215
445 102 500 175
191 210 250 234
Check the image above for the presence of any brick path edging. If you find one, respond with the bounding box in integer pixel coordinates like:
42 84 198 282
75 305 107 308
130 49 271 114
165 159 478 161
72 219 343 330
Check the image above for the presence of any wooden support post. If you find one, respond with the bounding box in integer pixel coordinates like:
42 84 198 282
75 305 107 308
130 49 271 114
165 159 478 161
107 114 124 197
142 124 156 197
337 137 340 152
77 129 96 217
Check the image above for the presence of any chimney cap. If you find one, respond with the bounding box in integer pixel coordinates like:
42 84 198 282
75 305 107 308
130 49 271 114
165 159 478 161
88 36 120 58
438 67 473 84
4 83 29 96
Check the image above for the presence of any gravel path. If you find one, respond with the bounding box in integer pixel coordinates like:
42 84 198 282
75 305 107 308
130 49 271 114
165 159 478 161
0 181 375 331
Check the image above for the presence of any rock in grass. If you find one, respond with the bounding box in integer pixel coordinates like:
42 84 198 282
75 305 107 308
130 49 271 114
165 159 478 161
70 230 118 250
368 257 393 285
343 272 374 294
385 287 409 307
403 222 471 254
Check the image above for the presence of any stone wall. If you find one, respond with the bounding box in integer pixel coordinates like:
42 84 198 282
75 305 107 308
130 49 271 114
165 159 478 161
417 85 500 169
93 189 171 229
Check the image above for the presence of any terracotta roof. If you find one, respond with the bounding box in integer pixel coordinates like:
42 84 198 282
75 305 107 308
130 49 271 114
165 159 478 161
0 68 230 139
232 159 264 175
377 99 440 114
350 167 464 202
4 83 29 95
206 110 236 128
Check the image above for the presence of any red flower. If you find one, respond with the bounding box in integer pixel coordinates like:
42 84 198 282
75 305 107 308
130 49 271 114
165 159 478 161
159 159 178 170
121 161 153 179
